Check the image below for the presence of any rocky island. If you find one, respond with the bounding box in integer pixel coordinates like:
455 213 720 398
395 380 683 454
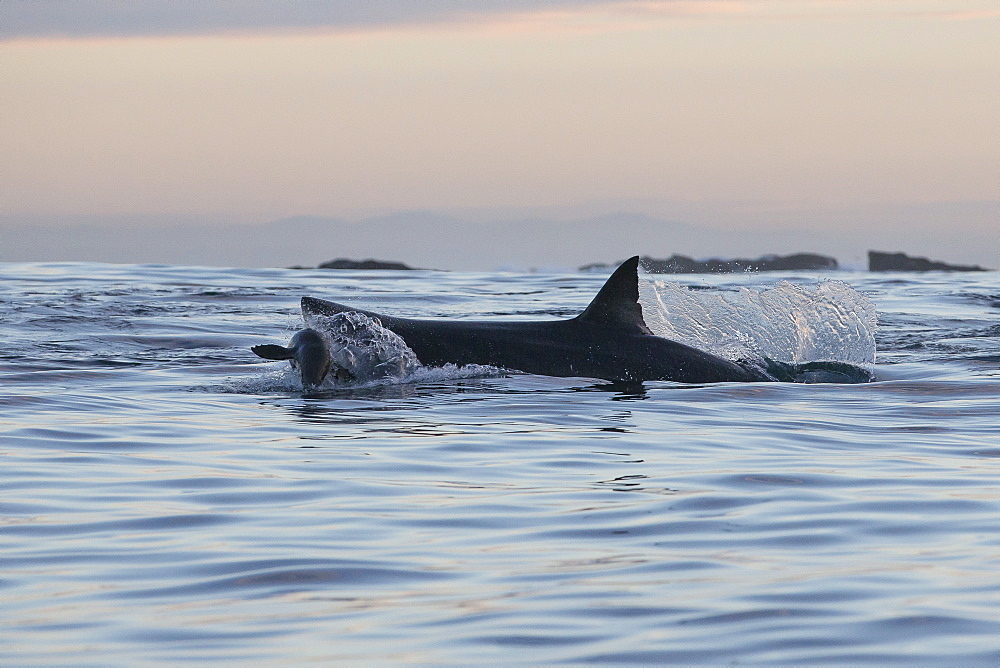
316 258 416 270
868 251 989 272
582 253 838 274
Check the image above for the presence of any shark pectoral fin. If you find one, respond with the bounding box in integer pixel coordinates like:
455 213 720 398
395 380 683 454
576 255 652 334
251 344 294 361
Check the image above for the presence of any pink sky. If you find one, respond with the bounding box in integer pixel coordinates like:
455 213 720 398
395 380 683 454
2 1 997 267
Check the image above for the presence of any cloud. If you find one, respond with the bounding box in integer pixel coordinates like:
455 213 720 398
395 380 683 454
1 0 636 41
6 2 997 42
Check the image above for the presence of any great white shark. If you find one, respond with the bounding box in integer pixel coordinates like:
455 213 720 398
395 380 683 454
295 256 779 384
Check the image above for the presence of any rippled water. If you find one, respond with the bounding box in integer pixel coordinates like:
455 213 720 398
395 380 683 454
2 261 998 664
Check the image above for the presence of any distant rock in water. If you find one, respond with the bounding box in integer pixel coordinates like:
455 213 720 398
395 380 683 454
317 258 415 270
868 251 988 272
587 253 837 274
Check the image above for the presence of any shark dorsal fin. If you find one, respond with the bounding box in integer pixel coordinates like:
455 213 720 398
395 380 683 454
576 256 652 333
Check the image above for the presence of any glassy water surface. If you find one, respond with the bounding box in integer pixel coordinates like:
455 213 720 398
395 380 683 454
2 261 998 664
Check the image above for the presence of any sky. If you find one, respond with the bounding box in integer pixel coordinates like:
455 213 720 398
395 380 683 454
2 1 998 269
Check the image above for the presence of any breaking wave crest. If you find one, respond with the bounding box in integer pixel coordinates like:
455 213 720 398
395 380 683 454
638 278 878 372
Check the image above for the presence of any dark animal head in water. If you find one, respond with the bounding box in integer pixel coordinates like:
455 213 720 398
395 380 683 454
252 328 332 388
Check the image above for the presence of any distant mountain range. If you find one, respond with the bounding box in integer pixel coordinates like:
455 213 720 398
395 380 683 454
2 202 995 271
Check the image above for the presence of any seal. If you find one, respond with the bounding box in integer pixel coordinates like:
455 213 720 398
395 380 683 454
251 328 353 388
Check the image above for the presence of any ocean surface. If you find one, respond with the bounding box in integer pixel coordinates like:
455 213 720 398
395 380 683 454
2 261 998 664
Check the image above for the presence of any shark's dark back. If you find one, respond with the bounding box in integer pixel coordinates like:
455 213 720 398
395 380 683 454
302 256 649 335
300 256 769 383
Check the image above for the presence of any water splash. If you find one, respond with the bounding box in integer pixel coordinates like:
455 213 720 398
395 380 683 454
304 311 421 383
638 278 877 371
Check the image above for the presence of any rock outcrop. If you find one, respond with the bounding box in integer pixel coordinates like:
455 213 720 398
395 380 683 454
317 258 415 270
868 251 988 272
580 253 839 274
